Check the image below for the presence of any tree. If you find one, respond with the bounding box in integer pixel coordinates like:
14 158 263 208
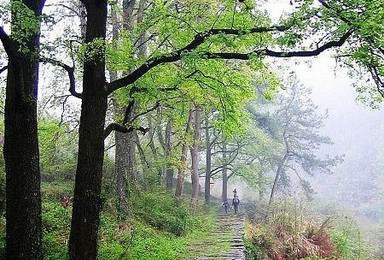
190 105 201 209
68 1 108 259
267 77 343 205
0 1 45 259
175 107 193 198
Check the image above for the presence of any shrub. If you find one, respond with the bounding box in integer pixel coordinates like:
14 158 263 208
0 216 4 260
42 202 71 233
329 217 367 260
43 232 67 260
132 190 189 236
42 202 71 260
246 215 337 260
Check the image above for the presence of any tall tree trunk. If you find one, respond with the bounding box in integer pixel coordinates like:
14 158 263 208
68 1 107 259
114 0 147 193
134 131 149 175
125 0 147 185
175 108 193 197
190 106 201 209
115 130 130 212
148 114 162 183
258 170 264 200
3 1 45 258
222 144 228 201
78 0 87 39
110 7 129 214
268 153 288 206
165 119 174 189
112 0 137 210
122 0 136 31
204 118 212 205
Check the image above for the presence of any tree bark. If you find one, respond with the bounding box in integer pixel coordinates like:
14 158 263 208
122 0 136 31
268 153 288 206
3 1 45 259
110 7 130 214
114 0 147 194
175 108 193 197
147 114 163 183
115 130 130 212
222 144 228 202
68 1 108 259
165 119 174 189
190 105 201 209
204 118 212 205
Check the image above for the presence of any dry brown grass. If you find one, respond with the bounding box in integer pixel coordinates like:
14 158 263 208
246 215 337 260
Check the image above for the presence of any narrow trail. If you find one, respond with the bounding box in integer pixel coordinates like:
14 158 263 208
186 213 246 260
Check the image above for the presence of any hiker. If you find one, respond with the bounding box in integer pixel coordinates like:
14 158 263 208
233 188 237 197
222 199 230 214
232 196 240 213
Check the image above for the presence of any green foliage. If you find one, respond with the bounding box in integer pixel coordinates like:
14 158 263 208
0 216 4 259
329 218 367 260
41 182 74 201
0 147 5 216
38 118 77 181
8 1 40 55
42 202 71 260
121 226 185 260
132 190 189 236
38 181 217 260
43 232 67 260
42 202 71 233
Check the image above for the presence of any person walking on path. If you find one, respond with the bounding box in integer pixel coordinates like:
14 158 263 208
232 195 240 214
222 199 230 214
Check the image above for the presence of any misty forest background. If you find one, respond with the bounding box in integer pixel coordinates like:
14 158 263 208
1 0 384 259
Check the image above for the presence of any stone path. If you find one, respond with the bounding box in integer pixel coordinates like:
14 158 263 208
187 213 246 260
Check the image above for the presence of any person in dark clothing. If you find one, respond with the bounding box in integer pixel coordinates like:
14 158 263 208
222 199 230 214
232 196 240 213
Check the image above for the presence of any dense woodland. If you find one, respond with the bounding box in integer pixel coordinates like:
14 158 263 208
0 0 384 259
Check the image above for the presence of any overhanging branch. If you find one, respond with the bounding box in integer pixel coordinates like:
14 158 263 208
128 101 160 124
205 29 353 59
103 123 149 140
107 25 353 95
106 24 290 94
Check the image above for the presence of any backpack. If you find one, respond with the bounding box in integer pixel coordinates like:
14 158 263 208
233 198 239 204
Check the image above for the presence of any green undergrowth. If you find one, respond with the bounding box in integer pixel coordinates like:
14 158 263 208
245 205 372 260
39 183 217 260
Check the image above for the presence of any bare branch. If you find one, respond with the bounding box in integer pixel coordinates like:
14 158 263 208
0 66 7 75
128 101 160 124
39 57 82 98
45 3 81 16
